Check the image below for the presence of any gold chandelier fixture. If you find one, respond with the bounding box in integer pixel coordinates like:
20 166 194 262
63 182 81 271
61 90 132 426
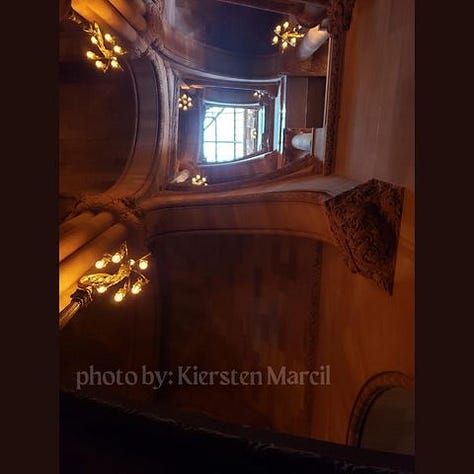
191 174 208 186
178 93 193 111
271 21 305 52
84 21 126 72
78 242 150 303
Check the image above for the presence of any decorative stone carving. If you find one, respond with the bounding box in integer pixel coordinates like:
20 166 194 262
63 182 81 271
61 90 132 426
327 0 356 36
324 179 404 294
67 194 145 237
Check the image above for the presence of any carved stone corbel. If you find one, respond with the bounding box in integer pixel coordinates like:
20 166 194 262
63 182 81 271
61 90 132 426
324 179 404 294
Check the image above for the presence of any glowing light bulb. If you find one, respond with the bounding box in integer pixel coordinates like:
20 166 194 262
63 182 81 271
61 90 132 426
111 60 120 69
290 37 297 45
275 25 281 33
138 260 149 270
95 60 105 69
113 45 123 54
196 175 201 180
183 106 188 111
97 286 107 294
104 33 113 43
272 36 278 45
111 252 123 263
282 41 288 49
91 36 98 45
95 259 106 269
129 259 136 266
114 289 126 302
86 51 97 60
283 21 289 29
179 103 183 108
131 282 143 295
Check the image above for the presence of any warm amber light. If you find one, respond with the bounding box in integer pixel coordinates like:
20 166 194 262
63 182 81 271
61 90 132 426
82 22 126 73
275 25 281 33
114 289 126 302
78 242 150 307
283 21 289 29
272 36 278 45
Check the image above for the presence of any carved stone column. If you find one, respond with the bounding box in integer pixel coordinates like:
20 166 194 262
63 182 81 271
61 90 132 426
59 195 145 313
59 211 116 262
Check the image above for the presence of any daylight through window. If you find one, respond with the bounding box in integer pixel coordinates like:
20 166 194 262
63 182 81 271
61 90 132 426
202 105 264 163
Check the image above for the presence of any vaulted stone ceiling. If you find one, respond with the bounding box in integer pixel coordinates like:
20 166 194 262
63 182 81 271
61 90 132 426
171 0 285 55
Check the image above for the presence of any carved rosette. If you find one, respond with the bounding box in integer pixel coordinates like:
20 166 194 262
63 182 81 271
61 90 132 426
324 179 404 293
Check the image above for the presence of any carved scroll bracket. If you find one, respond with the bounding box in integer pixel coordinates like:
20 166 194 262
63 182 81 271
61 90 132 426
324 179 404 294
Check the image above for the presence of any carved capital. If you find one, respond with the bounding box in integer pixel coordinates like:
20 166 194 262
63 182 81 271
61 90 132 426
67 195 145 237
324 179 404 293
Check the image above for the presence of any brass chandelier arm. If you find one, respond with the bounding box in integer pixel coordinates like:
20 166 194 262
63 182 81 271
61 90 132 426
59 287 93 331
59 242 151 330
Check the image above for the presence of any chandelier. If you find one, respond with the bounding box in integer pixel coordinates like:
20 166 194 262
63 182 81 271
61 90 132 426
84 22 126 72
178 93 193 111
79 242 151 303
67 11 126 73
191 174 208 186
271 21 305 52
